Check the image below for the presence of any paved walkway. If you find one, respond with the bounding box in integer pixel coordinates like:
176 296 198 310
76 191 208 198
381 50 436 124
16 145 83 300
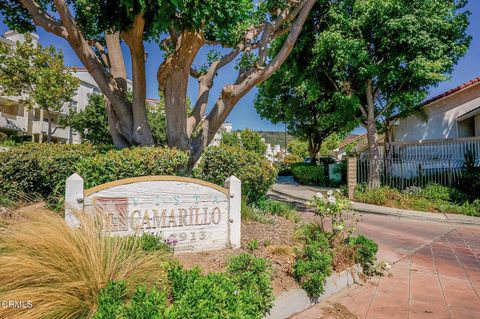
270 179 480 318
291 221 480 319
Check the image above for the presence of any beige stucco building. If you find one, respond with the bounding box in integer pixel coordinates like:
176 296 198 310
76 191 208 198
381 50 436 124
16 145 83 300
392 77 480 142
0 31 110 144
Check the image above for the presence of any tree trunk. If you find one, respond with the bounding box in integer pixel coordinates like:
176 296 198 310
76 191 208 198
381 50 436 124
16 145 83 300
164 70 190 151
366 80 381 189
123 15 155 146
47 109 52 143
105 100 130 148
308 136 320 164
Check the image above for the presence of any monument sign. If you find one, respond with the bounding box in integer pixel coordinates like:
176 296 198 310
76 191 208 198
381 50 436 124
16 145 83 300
65 174 241 252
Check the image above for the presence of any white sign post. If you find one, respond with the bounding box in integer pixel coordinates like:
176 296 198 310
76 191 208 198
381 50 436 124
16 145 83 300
65 175 241 252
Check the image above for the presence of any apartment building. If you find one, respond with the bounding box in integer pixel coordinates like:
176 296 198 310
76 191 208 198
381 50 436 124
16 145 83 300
0 31 105 144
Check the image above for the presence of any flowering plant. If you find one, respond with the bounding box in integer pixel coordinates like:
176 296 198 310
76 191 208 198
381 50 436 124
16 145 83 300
307 190 353 234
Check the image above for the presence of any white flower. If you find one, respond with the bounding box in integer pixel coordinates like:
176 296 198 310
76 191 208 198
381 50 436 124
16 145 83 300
382 261 391 271
327 190 334 196
327 196 336 205
314 192 324 199
333 223 344 231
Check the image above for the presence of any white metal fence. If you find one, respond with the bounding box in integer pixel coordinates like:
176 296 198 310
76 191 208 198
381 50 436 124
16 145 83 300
358 137 480 189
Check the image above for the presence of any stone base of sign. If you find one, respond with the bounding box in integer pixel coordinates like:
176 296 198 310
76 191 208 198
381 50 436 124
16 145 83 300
264 264 361 319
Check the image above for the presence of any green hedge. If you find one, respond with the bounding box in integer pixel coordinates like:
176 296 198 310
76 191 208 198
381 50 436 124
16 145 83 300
0 144 189 208
1 143 276 209
290 163 329 186
194 145 277 203
0 143 99 199
76 147 189 189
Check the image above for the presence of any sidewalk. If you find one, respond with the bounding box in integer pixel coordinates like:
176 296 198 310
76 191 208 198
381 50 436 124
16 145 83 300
272 178 480 319
292 224 480 319
270 179 480 226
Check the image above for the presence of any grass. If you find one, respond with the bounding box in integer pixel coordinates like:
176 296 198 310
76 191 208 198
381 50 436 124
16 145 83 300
0 210 170 319
252 197 300 222
354 184 480 217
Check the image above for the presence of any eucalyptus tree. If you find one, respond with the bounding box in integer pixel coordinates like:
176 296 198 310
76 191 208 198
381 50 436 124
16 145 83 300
311 0 470 187
0 0 316 164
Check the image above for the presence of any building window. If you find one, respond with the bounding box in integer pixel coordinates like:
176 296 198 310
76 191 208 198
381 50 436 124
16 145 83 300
458 117 475 138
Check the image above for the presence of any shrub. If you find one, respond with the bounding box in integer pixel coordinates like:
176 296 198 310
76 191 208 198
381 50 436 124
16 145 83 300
293 231 333 297
247 239 259 251
241 198 275 224
349 235 378 276
194 145 277 203
354 186 401 206
307 191 351 232
93 281 127 319
253 197 298 221
458 171 480 198
94 253 272 319
283 153 303 166
0 143 98 199
77 147 189 189
0 211 169 319
139 232 172 253
0 131 7 142
121 285 168 319
167 265 203 301
167 272 243 319
290 163 329 186
227 253 274 316
94 282 168 319
419 183 466 203
277 153 303 175
168 254 273 319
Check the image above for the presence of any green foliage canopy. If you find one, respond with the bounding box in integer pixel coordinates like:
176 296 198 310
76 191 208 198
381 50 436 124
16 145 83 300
221 129 267 156
255 2 359 162
312 0 471 130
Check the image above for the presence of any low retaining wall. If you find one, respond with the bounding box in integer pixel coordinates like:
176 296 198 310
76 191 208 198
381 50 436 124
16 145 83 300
265 264 361 319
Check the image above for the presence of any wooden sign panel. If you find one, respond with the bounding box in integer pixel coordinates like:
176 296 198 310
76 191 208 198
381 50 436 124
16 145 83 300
65 175 241 252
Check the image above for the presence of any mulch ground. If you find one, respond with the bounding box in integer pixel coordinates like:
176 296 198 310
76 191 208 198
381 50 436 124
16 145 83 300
176 214 299 294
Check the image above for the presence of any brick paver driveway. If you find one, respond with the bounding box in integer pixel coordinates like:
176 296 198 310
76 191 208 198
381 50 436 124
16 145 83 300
291 213 480 319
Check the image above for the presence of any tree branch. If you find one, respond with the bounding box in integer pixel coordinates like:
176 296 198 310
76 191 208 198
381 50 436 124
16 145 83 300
19 0 68 38
105 32 128 92
187 47 242 135
53 0 83 43
94 41 110 68
192 0 316 159
377 79 408 117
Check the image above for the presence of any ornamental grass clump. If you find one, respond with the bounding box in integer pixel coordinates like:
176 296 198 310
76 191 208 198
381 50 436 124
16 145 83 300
0 210 170 319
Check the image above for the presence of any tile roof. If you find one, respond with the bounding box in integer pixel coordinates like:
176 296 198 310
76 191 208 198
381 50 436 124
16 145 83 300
420 77 480 107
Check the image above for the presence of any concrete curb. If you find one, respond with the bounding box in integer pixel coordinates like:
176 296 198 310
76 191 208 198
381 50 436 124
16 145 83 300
270 188 480 226
265 265 361 319
351 202 480 226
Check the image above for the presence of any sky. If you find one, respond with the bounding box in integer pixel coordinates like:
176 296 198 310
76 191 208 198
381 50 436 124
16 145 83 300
1 2 480 133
